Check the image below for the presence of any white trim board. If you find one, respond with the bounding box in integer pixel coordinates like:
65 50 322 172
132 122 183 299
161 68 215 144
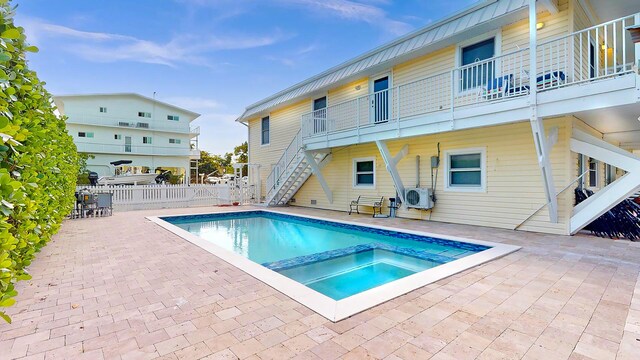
147 209 520 322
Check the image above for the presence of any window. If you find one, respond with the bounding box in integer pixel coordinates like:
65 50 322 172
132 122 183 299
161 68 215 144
261 116 270 145
445 149 485 191
167 115 180 121
353 158 375 188
143 136 152 144
138 112 151 118
605 164 616 185
588 157 598 187
460 37 495 90
78 132 94 138
114 134 122 140
313 96 327 134
99 107 107 113
169 138 181 144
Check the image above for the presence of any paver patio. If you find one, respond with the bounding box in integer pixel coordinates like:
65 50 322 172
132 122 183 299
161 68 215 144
1 205 640 360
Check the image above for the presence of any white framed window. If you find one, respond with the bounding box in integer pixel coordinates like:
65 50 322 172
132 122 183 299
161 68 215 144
138 111 151 118
261 116 270 145
114 134 122 140
142 136 152 144
578 154 600 189
444 148 486 192
167 115 179 121
353 157 375 188
605 164 616 185
169 138 181 144
588 157 598 188
99 107 107 113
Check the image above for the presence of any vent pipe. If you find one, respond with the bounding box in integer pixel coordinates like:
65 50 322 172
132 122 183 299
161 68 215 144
416 155 420 188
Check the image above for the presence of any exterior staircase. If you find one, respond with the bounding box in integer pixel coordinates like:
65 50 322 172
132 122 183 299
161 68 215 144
265 130 331 206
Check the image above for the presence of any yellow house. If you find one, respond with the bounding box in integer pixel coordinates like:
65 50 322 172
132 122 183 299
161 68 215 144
237 0 640 236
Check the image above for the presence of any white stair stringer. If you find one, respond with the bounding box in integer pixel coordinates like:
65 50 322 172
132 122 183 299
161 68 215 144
264 130 333 206
569 129 640 234
267 152 331 206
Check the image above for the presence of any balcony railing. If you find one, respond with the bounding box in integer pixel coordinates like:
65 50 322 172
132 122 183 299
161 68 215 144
65 113 194 134
75 142 196 157
301 13 638 139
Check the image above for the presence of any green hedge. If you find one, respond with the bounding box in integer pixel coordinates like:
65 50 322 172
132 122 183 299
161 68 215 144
0 1 78 323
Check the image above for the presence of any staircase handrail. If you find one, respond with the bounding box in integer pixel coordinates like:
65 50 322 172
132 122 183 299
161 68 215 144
265 130 304 201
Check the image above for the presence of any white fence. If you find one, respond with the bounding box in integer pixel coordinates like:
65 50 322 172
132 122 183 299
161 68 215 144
76 184 257 211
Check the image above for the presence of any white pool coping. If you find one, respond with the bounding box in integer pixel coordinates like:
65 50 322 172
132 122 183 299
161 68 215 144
147 209 521 322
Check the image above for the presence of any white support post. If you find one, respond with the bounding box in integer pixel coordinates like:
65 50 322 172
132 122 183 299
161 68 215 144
570 129 640 234
529 0 559 223
376 140 408 205
303 151 333 204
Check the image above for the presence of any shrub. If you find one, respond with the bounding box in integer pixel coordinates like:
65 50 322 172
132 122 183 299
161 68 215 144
0 1 79 323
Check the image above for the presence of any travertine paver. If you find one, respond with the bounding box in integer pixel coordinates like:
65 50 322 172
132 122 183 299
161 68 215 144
1 205 640 360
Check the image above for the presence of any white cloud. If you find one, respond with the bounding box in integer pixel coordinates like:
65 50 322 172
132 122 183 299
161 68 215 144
279 0 412 35
20 17 290 68
162 96 222 112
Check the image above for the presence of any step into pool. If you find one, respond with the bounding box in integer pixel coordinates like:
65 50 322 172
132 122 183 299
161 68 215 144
151 210 520 321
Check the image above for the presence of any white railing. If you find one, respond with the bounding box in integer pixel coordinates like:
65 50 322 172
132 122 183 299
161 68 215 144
65 113 193 134
455 47 531 106
190 126 200 135
301 13 638 140
76 184 233 211
75 142 195 156
539 14 636 89
265 129 303 201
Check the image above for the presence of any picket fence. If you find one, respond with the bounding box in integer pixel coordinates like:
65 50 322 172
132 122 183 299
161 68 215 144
75 184 254 211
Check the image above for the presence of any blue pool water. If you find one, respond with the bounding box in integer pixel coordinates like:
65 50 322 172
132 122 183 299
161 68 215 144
163 211 489 300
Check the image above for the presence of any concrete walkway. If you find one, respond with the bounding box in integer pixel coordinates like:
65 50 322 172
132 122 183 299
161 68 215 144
1 206 639 360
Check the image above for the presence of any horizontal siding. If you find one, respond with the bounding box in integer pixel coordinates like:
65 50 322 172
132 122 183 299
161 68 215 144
248 100 309 197
328 78 369 106
502 0 570 53
292 118 573 235
393 46 455 86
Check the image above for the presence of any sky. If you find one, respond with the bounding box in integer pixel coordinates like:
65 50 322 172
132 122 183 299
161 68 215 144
15 0 478 155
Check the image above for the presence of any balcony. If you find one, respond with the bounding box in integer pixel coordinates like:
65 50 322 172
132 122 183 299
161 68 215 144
75 142 196 157
65 113 196 135
301 14 640 150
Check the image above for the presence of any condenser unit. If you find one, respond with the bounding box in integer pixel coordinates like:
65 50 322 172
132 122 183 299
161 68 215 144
404 188 434 210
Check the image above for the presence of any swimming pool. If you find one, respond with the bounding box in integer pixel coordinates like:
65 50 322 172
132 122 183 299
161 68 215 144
150 210 520 321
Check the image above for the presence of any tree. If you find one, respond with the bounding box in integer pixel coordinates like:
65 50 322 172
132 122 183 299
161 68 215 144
0 1 79 322
198 150 231 176
197 142 249 178
234 141 248 164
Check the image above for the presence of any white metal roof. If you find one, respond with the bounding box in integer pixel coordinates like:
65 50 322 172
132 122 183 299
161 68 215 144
237 0 534 122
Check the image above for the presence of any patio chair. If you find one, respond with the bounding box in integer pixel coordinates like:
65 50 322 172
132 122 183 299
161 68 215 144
483 74 513 100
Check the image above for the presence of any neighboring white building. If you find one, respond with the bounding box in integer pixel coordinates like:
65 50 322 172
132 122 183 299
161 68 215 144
54 93 201 183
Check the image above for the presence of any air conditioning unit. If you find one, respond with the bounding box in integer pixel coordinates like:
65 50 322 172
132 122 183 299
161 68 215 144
137 122 150 128
404 188 434 210
118 122 131 127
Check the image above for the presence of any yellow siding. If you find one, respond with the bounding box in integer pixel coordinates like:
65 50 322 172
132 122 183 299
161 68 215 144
328 78 369 106
501 0 570 53
292 118 573 235
393 46 455 86
247 2 584 232
248 100 309 197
